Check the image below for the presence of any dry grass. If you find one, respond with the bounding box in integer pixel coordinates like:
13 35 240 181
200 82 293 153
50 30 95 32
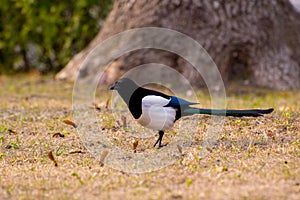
0 74 299 200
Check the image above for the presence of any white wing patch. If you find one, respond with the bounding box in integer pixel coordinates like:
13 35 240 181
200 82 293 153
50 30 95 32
141 95 170 107
137 95 176 131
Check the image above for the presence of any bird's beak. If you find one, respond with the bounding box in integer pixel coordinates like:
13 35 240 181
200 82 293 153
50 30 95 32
109 83 116 90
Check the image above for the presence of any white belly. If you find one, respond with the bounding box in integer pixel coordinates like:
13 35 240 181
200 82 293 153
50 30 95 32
137 104 176 131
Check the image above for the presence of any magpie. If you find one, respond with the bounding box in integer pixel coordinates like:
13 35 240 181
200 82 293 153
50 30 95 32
110 78 274 148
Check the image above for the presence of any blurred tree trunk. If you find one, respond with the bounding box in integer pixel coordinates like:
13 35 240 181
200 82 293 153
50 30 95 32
56 0 300 90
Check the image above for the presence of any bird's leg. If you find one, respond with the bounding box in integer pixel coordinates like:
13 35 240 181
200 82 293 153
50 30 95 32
153 130 164 148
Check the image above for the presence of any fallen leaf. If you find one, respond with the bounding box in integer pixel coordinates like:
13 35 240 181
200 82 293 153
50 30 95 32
63 119 77 128
52 132 65 138
133 140 138 153
48 151 58 167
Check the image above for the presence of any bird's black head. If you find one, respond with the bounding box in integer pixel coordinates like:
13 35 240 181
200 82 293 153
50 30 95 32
110 78 139 106
109 78 138 91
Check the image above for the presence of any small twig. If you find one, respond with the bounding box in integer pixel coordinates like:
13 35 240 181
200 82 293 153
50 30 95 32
69 150 85 154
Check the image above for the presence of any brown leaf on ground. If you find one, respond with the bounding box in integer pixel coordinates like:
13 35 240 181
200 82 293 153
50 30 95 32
52 132 65 138
133 140 139 153
63 119 77 128
48 151 58 167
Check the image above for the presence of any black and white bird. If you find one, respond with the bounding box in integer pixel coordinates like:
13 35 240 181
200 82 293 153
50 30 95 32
110 78 274 148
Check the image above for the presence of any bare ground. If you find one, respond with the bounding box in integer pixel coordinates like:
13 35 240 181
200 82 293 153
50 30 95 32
0 74 299 200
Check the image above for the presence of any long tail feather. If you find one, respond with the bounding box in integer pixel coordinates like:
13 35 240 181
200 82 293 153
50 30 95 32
183 108 274 117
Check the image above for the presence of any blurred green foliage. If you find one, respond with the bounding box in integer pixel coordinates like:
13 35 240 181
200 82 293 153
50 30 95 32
0 0 113 74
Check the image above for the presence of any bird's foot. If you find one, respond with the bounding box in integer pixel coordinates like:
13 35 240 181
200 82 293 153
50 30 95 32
157 143 168 149
153 131 165 149
153 138 161 148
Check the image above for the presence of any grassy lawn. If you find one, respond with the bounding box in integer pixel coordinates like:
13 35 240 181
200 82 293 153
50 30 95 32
0 74 299 199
